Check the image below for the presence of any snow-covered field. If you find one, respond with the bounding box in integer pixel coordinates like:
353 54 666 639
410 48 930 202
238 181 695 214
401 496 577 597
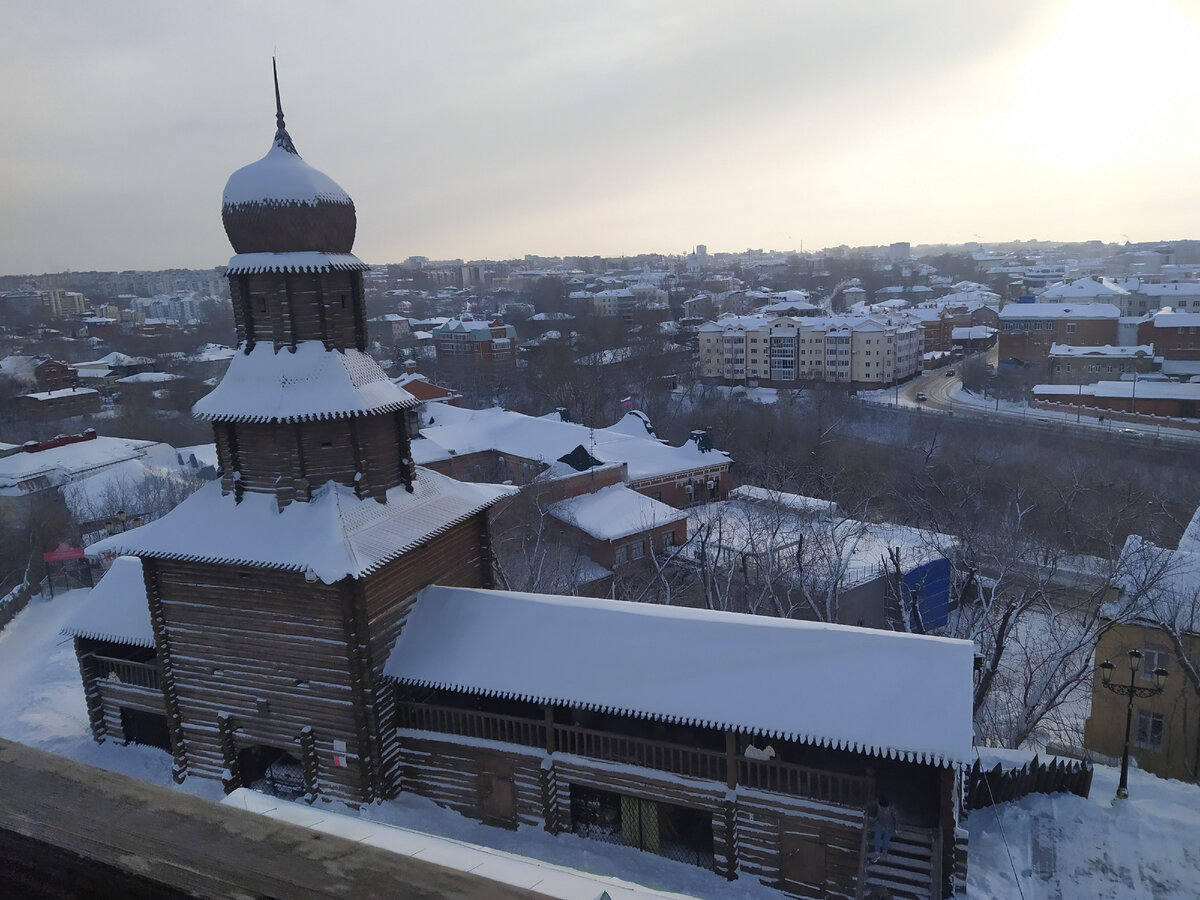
2 588 1197 899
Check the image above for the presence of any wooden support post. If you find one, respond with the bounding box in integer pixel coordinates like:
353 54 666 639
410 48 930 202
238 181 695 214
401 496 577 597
544 705 555 756
144 561 187 784
75 642 106 744
722 799 738 880
217 712 240 793
725 730 737 790
299 726 319 804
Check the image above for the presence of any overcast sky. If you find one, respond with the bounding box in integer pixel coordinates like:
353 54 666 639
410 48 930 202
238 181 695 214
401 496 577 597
3 0 1199 274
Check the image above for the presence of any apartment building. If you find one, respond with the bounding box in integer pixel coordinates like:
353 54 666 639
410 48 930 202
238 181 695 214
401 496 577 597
698 313 923 389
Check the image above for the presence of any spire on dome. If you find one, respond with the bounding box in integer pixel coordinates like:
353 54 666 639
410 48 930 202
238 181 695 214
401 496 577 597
272 57 298 156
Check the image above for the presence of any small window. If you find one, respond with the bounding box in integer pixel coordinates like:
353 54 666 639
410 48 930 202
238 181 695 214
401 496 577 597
1141 643 1169 681
630 540 645 560
614 545 628 566
1135 709 1164 750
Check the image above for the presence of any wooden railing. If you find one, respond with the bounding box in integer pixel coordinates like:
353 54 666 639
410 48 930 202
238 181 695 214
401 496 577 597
396 700 869 808
85 654 161 691
397 701 546 749
738 756 869 807
552 723 728 783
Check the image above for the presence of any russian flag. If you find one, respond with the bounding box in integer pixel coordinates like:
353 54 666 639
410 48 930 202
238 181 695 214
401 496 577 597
620 396 633 409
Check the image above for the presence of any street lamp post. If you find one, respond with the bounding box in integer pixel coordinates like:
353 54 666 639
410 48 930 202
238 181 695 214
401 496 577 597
1099 649 1168 800
103 510 144 535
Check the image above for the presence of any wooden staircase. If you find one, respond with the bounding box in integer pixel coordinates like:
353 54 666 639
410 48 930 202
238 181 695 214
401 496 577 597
859 824 938 900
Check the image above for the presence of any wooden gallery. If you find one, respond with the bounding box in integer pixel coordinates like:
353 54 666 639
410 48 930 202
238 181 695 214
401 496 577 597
70 89 975 899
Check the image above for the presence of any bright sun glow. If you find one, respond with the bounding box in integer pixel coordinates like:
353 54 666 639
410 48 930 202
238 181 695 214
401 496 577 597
995 0 1200 170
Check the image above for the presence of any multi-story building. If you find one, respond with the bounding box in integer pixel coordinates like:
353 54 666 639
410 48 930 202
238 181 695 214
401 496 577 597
698 313 923 390
430 314 517 391
997 302 1120 365
1136 310 1200 368
1047 344 1156 385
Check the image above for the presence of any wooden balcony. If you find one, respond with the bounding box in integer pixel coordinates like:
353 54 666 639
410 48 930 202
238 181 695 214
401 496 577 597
396 701 869 808
83 653 162 692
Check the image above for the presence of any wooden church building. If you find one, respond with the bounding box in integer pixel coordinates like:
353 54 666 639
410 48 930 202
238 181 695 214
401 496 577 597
72 79 974 899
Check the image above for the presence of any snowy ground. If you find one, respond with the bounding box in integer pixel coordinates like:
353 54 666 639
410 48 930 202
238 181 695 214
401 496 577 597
2 588 1198 898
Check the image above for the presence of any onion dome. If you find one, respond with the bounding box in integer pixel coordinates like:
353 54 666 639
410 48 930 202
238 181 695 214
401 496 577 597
221 65 356 254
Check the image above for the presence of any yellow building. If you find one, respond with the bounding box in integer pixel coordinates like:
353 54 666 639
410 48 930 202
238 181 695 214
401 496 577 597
1084 621 1199 784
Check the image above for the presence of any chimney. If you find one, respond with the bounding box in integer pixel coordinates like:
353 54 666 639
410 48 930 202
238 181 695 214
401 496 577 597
404 360 418 375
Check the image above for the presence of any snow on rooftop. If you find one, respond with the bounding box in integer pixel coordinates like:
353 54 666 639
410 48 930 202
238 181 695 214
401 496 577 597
729 485 837 514
61 556 154 648
22 387 99 400
386 586 974 766
222 141 352 208
117 372 181 384
549 484 684 541
193 341 418 423
999 303 1120 319
414 408 728 483
86 469 513 584
0 435 161 496
1047 343 1152 358
224 252 368 275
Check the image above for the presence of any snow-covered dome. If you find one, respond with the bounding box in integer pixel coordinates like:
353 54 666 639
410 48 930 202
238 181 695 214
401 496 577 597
221 105 356 255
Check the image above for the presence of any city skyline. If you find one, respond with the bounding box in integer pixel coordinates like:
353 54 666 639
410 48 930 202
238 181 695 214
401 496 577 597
3 0 1199 275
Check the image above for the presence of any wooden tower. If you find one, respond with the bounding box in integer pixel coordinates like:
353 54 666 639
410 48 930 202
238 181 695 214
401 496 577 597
93 69 510 803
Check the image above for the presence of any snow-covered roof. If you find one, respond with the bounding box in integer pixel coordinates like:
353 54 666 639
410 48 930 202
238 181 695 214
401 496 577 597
951 326 996 340
549 484 685 541
1048 343 1152 358
21 387 99 400
1040 278 1129 299
413 407 729 483
117 372 182 384
1150 311 1200 328
729 485 837 515
999 303 1120 319
224 252 368 275
193 341 418 423
61 556 154 648
0 435 162 496
87 469 513 584
223 141 352 208
386 586 974 766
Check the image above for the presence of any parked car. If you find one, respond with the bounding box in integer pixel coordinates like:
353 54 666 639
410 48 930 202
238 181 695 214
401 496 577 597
916 391 928 402
1117 428 1142 438
945 369 955 376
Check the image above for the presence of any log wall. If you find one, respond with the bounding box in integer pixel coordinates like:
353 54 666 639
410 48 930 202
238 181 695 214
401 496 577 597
215 413 414 505
394 732 879 897
361 513 492 794
145 513 491 804
149 559 370 802
232 271 364 352
397 734 545 828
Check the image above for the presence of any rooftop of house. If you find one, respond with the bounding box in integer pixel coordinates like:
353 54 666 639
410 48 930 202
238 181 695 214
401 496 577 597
1048 343 1153 358
1040 277 1129 299
549 483 685 541
999 303 1121 320
413 407 730 483
385 585 975 767
0 434 167 497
